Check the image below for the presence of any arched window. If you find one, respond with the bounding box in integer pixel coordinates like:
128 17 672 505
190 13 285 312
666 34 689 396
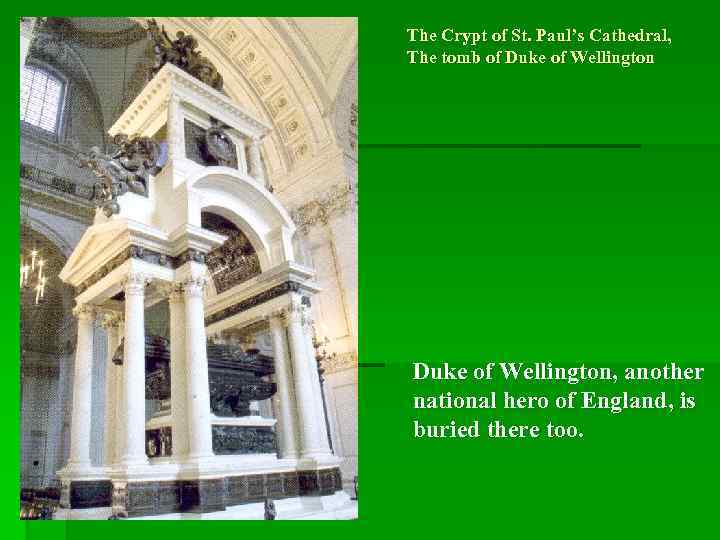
20 65 64 134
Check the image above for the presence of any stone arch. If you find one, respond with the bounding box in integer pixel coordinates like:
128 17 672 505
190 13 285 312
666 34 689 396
200 204 270 271
201 212 262 295
21 215 75 259
190 167 296 270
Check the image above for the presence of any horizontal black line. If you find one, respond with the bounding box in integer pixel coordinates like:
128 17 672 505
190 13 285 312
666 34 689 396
360 143 641 149
358 362 386 368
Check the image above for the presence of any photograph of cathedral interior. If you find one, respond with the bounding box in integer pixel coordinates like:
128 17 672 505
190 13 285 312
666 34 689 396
19 17 357 520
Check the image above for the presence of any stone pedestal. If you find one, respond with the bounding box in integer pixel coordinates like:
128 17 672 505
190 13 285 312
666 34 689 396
56 61 346 520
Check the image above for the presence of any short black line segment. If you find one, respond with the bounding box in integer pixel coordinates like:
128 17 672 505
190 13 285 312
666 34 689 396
360 143 641 149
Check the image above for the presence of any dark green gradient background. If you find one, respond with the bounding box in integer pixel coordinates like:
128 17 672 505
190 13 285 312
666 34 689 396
6 2 720 538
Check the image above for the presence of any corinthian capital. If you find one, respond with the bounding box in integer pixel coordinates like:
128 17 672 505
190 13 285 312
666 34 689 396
72 304 96 320
266 309 288 329
167 281 186 304
100 312 123 330
282 298 313 327
124 273 150 296
182 276 208 298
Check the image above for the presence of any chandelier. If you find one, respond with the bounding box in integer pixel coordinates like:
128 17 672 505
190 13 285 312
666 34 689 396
20 246 48 305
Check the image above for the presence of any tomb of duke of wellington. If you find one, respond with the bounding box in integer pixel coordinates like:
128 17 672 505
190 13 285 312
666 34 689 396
51 47 353 519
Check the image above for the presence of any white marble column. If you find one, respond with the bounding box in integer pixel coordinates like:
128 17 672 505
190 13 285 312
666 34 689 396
169 284 190 458
183 278 214 460
113 320 125 467
302 316 333 453
285 301 332 459
101 313 122 468
66 304 96 471
247 137 268 189
118 274 149 467
268 313 300 459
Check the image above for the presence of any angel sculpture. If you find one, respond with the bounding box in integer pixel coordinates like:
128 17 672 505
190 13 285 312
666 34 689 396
146 19 224 92
77 146 130 217
112 133 162 192
76 134 162 217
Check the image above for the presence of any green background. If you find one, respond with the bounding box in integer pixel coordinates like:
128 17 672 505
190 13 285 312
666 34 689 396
6 3 720 538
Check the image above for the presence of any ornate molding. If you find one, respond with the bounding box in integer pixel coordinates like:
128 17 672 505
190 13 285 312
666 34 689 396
322 351 357 374
21 162 94 202
291 182 354 233
176 248 206 266
76 245 209 294
112 62 271 139
205 281 306 326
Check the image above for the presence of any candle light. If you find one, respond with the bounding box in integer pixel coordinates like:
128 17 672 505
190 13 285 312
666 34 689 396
40 276 47 299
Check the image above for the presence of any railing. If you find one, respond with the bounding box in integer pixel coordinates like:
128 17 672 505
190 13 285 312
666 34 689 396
20 162 94 203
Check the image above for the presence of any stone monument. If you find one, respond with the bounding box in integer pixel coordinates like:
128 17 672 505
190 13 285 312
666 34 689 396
56 22 346 519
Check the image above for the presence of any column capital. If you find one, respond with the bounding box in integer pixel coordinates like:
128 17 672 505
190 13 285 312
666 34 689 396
168 282 186 304
72 304 97 321
182 276 208 298
123 273 150 296
281 300 313 328
100 311 123 330
266 309 288 328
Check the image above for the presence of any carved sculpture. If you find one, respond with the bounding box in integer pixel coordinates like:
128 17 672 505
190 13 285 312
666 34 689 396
204 117 235 166
146 19 224 92
77 134 162 217
185 119 238 169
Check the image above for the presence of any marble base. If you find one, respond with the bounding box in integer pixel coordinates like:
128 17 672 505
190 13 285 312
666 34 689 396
108 465 344 518
53 492 356 520
57 477 113 510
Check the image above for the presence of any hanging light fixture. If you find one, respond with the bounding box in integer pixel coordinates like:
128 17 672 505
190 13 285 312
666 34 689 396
20 177 51 306
20 242 49 305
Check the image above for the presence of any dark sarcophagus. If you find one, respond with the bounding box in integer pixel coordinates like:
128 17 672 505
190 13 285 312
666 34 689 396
143 337 276 416
141 336 278 457
206 343 276 417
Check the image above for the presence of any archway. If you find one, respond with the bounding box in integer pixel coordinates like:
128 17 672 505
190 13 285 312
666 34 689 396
20 226 75 491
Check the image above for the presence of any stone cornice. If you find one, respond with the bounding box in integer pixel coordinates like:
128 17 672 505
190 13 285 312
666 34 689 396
21 184 95 225
110 63 271 140
21 162 95 223
75 244 209 294
290 182 355 233
205 280 306 327
322 351 357 374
